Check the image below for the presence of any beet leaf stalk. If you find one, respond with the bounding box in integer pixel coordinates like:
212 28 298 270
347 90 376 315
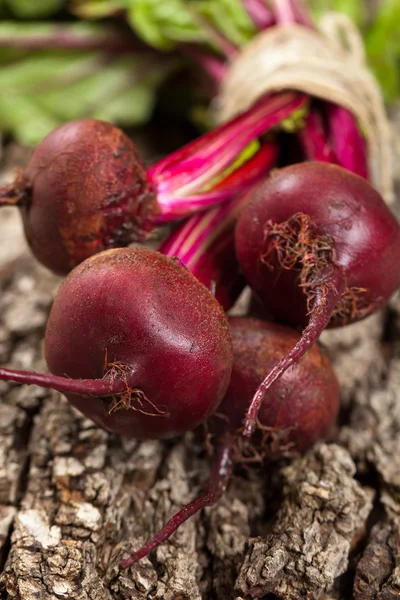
270 0 369 179
150 91 306 221
120 431 234 569
160 142 277 310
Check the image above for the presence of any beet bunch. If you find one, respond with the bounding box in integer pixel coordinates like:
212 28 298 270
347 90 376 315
0 0 399 571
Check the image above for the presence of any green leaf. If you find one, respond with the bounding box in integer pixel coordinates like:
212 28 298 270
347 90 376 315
5 0 64 18
0 23 173 144
365 0 400 102
72 0 122 19
73 0 255 50
309 0 365 28
0 95 59 144
127 0 205 49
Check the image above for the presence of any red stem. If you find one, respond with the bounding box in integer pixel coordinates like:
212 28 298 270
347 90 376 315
0 367 131 397
151 92 307 204
242 0 276 30
120 431 235 568
325 104 369 180
298 109 338 163
272 0 313 27
242 268 345 438
0 28 153 54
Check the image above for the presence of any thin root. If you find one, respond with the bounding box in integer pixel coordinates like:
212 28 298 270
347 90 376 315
261 212 373 324
103 350 168 418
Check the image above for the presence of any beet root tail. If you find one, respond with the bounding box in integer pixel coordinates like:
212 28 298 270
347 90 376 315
119 432 234 568
242 269 344 438
0 366 131 397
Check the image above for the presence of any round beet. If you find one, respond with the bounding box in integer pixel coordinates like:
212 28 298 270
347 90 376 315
235 163 400 437
4 120 157 274
0 247 233 439
236 162 400 328
214 317 339 453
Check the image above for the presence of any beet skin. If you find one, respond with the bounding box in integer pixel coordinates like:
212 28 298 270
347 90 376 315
213 317 339 453
18 119 157 274
42 247 233 439
236 162 400 328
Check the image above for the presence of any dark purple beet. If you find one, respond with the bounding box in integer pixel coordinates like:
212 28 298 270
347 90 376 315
213 317 339 453
5 120 157 275
236 162 400 328
120 316 339 567
0 247 233 440
234 162 400 437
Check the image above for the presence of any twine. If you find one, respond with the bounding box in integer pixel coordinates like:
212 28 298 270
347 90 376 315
215 14 394 203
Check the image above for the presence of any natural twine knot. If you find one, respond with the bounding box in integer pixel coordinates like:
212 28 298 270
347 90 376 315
215 13 394 204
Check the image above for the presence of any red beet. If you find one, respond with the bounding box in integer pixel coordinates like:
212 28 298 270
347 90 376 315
213 317 339 452
235 162 400 436
120 316 339 567
4 120 156 274
0 247 233 439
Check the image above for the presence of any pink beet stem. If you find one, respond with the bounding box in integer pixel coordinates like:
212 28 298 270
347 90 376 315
154 141 277 222
120 432 234 568
298 109 338 163
242 268 345 438
272 0 313 27
151 92 307 208
272 0 368 180
325 104 369 180
0 367 132 397
242 0 276 29
0 27 153 53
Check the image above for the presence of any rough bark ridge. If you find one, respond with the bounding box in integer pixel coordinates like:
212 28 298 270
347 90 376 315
0 129 399 599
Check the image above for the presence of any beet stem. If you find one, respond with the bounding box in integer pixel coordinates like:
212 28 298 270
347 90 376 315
242 0 276 30
0 367 132 397
272 0 313 27
242 268 345 438
298 109 338 163
119 431 234 568
0 27 154 54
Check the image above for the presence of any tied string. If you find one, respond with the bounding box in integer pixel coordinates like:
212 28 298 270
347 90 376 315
215 14 394 204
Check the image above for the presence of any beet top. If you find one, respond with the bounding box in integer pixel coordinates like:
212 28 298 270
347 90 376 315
235 162 400 437
120 316 339 567
0 247 233 440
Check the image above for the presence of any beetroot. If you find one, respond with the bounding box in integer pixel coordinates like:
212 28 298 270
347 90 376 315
0 247 233 439
120 316 339 567
235 162 400 436
0 93 304 275
213 317 339 453
4 120 155 274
